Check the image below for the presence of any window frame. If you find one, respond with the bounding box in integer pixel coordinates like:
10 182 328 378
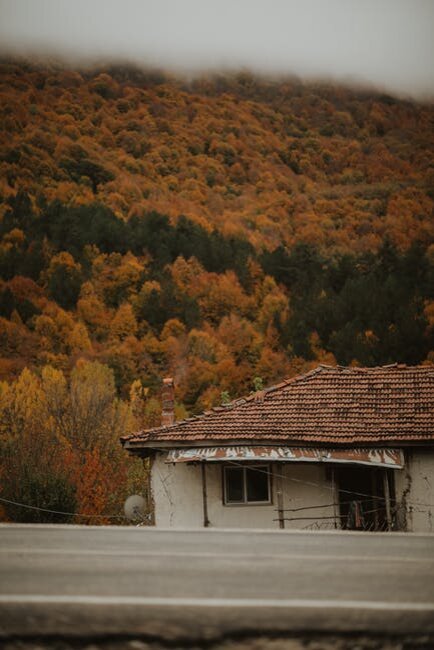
222 463 272 506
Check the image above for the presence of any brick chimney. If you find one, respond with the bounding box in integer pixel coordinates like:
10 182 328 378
161 377 175 427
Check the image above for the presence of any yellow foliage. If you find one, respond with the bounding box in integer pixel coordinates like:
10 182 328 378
161 318 186 340
170 256 205 295
111 303 138 340
137 280 161 301
67 322 93 354
3 228 25 246
424 301 434 331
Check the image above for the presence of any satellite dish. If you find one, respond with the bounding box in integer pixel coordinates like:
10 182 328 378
124 495 146 522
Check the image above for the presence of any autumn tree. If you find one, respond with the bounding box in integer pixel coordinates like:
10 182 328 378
0 368 76 523
46 252 83 310
0 361 138 523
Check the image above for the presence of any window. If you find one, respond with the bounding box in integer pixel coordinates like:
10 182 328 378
223 465 271 505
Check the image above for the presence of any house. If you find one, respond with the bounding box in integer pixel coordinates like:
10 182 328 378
121 364 434 532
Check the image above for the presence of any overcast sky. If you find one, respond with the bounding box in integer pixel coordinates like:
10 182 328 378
1 0 433 98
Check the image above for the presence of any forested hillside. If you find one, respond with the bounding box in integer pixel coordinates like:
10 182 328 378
0 59 433 521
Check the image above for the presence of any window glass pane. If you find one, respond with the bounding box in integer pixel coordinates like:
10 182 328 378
246 466 269 502
225 467 244 502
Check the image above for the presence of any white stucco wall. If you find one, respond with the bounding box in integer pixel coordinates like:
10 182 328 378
150 448 434 531
151 453 336 529
394 449 434 533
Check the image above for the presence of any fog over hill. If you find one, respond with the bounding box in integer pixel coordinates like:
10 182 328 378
1 0 434 100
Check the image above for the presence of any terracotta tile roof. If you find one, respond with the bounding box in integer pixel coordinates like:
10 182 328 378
122 364 434 449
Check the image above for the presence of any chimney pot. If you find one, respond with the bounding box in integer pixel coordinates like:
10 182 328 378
161 377 175 427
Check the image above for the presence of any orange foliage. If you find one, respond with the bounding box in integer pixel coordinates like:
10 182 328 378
1 61 433 254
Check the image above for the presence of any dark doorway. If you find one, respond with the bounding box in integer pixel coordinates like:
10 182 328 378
337 466 394 531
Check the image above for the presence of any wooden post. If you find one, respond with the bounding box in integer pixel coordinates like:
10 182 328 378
277 489 285 529
201 462 210 528
371 470 379 531
144 457 155 525
383 470 392 531
274 463 285 529
331 468 338 529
